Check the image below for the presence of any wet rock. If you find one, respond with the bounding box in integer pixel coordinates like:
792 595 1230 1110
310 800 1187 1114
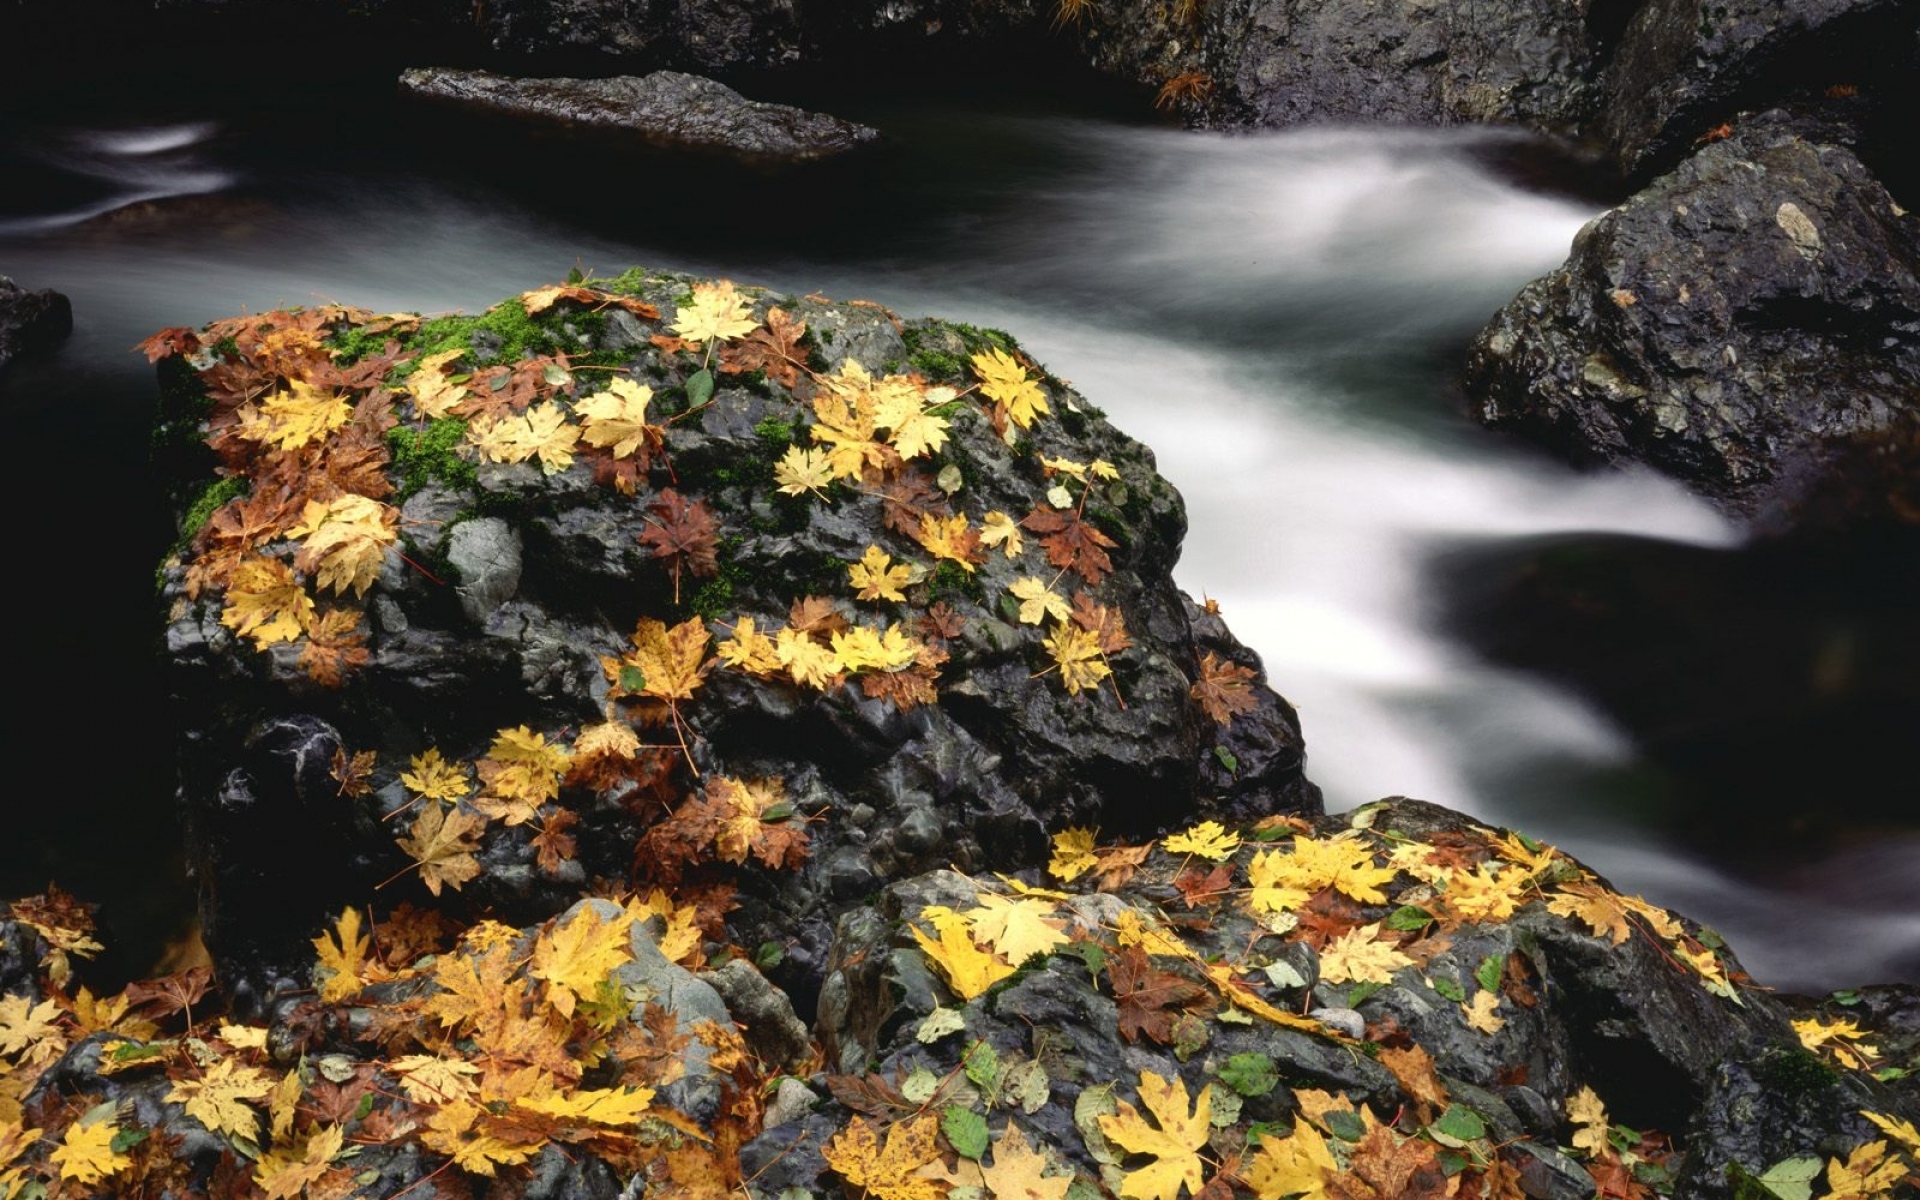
397 67 880 163
0 275 73 372
1464 109 1920 522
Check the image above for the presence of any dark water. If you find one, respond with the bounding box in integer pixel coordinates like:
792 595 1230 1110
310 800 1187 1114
3 72 1913 990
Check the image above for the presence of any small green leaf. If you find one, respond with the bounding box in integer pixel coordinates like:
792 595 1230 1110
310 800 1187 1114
761 801 795 822
1263 960 1308 990
1213 747 1239 774
1072 942 1107 977
1475 954 1504 994
354 1092 376 1121
1003 1058 1051 1114
567 267 584 285
542 363 571 387
685 367 715 408
1346 981 1385 1006
903 1068 942 1105
1216 1053 1280 1098
964 1040 1001 1090
1428 1105 1486 1149
1325 1110 1366 1143
1830 989 1861 1006
1384 905 1434 932
1431 976 1466 1003
620 665 647 693
755 941 785 971
942 1106 990 1160
1756 1157 1822 1200
109 1127 151 1154
1207 1084 1243 1128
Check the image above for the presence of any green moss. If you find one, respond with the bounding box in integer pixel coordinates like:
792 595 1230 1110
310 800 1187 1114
928 560 986 604
326 322 399 367
753 416 796 446
598 267 652 295
178 477 249 543
387 419 476 498
1755 1047 1842 1099
402 298 587 367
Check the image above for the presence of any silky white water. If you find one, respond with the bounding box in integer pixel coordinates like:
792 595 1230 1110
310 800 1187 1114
6 106 1913 988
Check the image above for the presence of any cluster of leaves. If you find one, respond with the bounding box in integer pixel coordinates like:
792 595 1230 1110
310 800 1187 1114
1 892 781 1199
809 808 1908 1200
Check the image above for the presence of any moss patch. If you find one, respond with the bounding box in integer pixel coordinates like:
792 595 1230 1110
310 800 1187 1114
387 419 477 498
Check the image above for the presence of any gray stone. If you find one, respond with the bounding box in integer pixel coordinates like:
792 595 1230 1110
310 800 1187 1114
446 517 523 624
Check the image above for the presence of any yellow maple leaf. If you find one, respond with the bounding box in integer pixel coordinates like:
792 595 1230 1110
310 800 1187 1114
1827 1140 1907 1200
389 1054 481 1104
1316 923 1413 986
632 889 704 965
912 909 1016 1000
235 379 353 452
255 1123 344 1200
626 616 713 702
0 1118 45 1181
1566 1085 1609 1157
1675 943 1740 1002
1049 827 1099 883
1043 621 1111 696
831 624 920 674
717 615 783 675
575 377 658 458
473 725 572 818
774 444 836 498
0 994 61 1057
311 906 370 1003
850 545 914 603
1545 881 1639 944
811 361 894 481
823 1113 945 1200
572 717 639 763
1163 821 1241 862
981 1123 1073 1200
1795 1016 1879 1070
50 1114 130 1185
267 1067 301 1142
972 348 1050 430
1009 576 1072 626
670 279 758 347
405 347 469 418
981 510 1025 558
398 803 485 896
1114 908 1198 961
468 400 581 474
1245 850 1312 914
531 904 637 1019
167 1056 275 1142
1259 833 1396 905
776 625 841 690
968 894 1069 964
1439 862 1534 924
420 1100 542 1176
1863 1110 1920 1154
400 747 472 803
518 1084 655 1125
1099 1070 1212 1200
293 494 398 597
1462 990 1506 1034
220 556 314 647
1244 1117 1337 1200
916 512 980 572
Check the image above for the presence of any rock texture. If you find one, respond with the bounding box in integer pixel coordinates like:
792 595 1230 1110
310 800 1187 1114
397 67 881 162
1464 109 1920 518
0 276 74 372
149 272 1316 1002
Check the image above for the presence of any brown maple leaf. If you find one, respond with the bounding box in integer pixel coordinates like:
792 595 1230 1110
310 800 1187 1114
1293 889 1367 950
878 468 951 538
123 965 215 1025
1094 843 1153 891
638 488 720 604
718 306 810 389
787 595 850 638
530 807 580 875
373 902 457 967
1071 592 1132 655
330 746 377 796
858 659 942 712
136 326 202 362
1107 944 1210 1045
299 608 370 687
1191 651 1258 725
1172 863 1235 909
1021 505 1117 585
917 602 965 644
1331 1127 1451 1200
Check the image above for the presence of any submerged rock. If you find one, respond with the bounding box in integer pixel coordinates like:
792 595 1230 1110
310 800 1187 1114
1463 108 1920 523
397 67 881 163
0 275 73 372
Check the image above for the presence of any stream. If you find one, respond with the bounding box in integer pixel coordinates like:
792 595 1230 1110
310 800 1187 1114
4 74 1914 991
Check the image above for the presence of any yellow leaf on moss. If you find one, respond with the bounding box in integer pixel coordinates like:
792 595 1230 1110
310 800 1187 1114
1010 576 1072 626
1097 1070 1212 1200
982 510 1025 558
972 348 1050 430
1258 833 1396 906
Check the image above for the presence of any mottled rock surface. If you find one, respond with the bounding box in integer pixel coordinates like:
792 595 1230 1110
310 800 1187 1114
0 275 73 372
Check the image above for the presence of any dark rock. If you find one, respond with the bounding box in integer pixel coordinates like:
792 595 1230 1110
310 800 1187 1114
1598 0 1918 182
0 276 74 372
1464 109 1920 521
153 272 1318 1002
397 67 881 163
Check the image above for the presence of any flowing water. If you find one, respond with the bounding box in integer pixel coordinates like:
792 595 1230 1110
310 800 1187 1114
4 78 1913 990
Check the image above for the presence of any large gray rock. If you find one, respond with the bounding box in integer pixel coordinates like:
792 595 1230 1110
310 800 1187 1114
397 67 881 163
1464 109 1920 519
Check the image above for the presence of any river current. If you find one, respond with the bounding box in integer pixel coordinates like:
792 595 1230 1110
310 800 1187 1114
4 78 1913 990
